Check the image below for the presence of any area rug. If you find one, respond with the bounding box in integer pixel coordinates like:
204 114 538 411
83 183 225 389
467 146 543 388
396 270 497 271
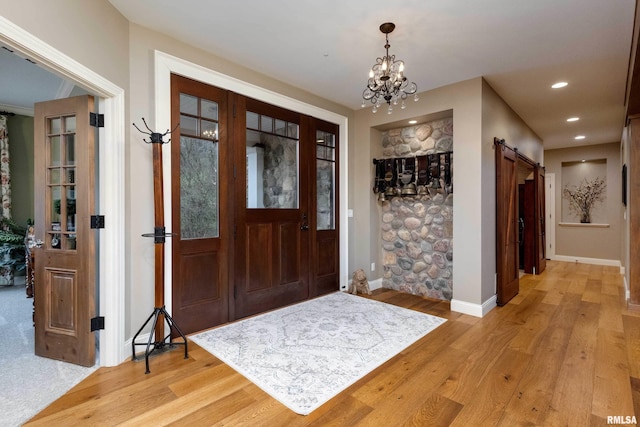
190 291 446 415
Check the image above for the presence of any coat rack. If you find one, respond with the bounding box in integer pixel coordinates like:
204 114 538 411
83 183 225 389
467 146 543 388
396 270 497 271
131 118 188 374
373 151 453 201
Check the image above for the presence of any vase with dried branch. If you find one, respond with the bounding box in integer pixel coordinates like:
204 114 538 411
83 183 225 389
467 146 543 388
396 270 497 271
562 176 606 223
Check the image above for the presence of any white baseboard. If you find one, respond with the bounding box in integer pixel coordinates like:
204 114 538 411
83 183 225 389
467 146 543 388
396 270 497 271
551 255 621 268
624 275 630 300
368 278 383 291
346 277 383 292
451 295 497 318
620 266 626 275
124 332 151 362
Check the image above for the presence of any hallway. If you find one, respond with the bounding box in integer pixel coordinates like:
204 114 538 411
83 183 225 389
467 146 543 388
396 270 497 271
27 261 640 426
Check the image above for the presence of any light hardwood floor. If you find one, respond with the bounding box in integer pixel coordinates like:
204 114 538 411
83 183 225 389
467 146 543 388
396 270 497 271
26 261 640 426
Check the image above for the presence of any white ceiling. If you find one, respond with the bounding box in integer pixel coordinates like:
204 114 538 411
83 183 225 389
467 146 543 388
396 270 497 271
1 1 636 151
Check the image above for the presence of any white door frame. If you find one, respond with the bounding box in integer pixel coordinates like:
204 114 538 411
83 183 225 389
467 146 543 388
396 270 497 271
0 16 126 367
545 172 555 259
153 51 350 314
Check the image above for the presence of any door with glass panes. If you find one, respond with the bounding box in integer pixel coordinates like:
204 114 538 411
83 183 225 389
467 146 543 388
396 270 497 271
171 75 230 334
171 74 339 333
33 95 97 367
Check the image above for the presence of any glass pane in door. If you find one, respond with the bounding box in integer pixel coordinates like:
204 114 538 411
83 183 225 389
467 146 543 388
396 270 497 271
47 114 77 250
316 130 335 230
180 93 219 239
246 111 299 209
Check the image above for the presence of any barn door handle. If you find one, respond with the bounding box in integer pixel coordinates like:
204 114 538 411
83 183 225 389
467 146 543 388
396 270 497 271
300 213 309 231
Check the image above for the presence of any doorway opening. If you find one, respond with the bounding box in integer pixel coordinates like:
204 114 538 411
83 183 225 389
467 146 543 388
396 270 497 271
0 16 126 366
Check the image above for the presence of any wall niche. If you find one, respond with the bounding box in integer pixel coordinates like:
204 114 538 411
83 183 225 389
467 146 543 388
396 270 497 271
378 117 453 301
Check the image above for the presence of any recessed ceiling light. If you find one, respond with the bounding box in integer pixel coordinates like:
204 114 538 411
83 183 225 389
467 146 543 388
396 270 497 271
575 135 586 140
581 159 586 163
408 120 417 124
567 117 580 122
552 81 568 89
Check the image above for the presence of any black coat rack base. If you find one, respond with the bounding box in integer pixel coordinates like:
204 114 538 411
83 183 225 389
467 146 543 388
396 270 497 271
131 305 188 374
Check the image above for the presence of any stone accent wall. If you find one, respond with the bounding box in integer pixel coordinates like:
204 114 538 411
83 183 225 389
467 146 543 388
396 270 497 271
380 118 453 300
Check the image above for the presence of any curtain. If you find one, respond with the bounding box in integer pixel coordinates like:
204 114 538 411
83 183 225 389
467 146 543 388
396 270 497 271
0 115 12 284
0 115 10 218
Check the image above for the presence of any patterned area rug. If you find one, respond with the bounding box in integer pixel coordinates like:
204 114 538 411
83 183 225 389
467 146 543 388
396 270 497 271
190 291 446 415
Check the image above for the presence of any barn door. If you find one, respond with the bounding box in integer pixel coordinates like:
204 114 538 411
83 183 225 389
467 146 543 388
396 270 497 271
33 95 97 367
534 164 546 274
495 139 519 305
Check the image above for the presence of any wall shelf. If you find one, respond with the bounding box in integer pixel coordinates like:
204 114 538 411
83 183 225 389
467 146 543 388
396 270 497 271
559 222 610 228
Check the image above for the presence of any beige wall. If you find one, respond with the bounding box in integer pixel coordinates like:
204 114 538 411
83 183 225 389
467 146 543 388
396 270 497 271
1 1 551 341
353 78 542 308
544 142 622 262
0 0 129 94
354 78 486 305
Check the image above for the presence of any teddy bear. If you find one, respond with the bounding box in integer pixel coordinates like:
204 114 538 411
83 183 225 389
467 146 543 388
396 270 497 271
348 268 371 295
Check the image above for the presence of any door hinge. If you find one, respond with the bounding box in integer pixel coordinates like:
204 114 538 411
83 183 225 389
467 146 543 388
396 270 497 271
91 316 105 331
90 112 104 128
90 215 105 229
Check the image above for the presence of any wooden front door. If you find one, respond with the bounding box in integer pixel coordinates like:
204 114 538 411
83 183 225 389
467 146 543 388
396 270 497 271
171 75 230 335
495 140 519 306
534 164 546 274
170 76 340 332
309 119 340 297
33 95 97 367
233 96 310 319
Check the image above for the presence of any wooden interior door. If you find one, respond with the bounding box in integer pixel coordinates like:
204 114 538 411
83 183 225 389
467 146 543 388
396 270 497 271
495 140 519 305
170 75 230 335
534 165 547 274
233 95 310 319
33 95 97 367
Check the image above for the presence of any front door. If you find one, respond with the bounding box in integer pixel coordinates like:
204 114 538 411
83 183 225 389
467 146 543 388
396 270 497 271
171 75 230 335
233 96 310 318
170 76 340 332
33 95 97 367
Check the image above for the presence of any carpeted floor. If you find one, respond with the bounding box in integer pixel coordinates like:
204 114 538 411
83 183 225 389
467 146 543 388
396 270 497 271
191 291 447 415
0 278 97 427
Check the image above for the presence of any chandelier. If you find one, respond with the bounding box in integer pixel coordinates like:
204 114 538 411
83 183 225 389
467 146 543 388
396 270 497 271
362 22 419 114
